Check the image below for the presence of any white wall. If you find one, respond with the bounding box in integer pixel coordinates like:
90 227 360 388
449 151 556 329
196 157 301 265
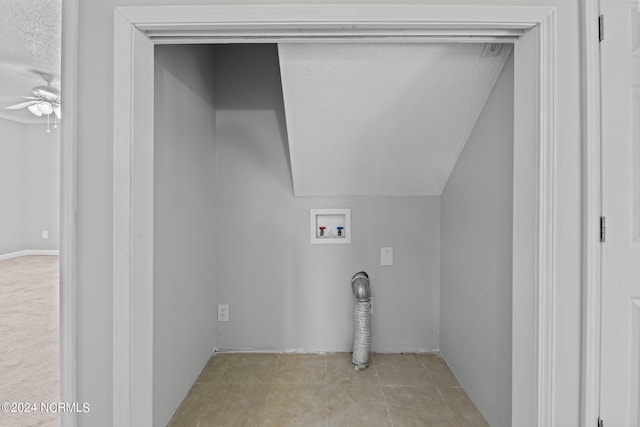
76 1 582 426
0 118 59 255
440 53 513 427
214 44 440 353
23 124 60 250
153 45 218 427
0 118 26 254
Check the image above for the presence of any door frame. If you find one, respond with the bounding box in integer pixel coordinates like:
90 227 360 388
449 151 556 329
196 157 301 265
60 0 79 426
113 5 557 426
580 0 603 424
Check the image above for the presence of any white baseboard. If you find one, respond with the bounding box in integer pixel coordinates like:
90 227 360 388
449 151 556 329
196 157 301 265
25 249 60 256
211 347 440 355
0 249 60 260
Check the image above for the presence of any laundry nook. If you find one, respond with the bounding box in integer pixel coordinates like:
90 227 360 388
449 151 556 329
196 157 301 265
150 40 514 426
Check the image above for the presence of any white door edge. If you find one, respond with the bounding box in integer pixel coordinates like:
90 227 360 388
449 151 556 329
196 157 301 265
580 0 603 425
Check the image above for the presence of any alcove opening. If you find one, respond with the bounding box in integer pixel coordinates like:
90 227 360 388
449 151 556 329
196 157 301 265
153 42 514 427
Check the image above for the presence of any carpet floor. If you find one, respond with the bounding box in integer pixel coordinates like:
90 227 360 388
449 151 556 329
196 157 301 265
0 255 59 427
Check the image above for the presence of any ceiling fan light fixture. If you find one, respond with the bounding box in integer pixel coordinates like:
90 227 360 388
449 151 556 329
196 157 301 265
5 76 62 131
37 101 53 115
28 104 43 117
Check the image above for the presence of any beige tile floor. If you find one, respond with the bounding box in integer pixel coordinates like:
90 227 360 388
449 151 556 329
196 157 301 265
168 352 489 427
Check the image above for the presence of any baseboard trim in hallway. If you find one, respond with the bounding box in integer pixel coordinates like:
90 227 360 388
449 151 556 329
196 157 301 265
0 249 60 261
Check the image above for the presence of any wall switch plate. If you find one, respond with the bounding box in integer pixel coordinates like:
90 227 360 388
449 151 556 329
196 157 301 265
381 247 393 266
41 230 49 240
218 304 229 322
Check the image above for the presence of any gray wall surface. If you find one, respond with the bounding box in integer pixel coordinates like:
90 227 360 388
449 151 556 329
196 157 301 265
214 44 440 352
23 125 60 250
153 45 218 427
75 1 582 425
0 118 26 254
0 118 59 255
440 53 514 427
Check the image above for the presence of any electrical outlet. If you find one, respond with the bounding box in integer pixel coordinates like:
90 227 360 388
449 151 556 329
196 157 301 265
218 304 229 322
41 230 49 240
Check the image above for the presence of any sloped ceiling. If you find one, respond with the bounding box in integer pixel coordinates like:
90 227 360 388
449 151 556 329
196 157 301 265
278 43 512 196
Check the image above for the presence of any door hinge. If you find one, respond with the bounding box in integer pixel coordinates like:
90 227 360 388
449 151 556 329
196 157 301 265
598 416 604 427
600 216 606 243
598 14 604 42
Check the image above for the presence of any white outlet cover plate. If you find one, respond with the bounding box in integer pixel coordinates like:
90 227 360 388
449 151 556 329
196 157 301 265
381 247 393 266
218 304 229 322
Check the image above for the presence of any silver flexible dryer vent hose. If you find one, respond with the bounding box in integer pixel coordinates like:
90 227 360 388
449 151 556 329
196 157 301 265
351 271 371 370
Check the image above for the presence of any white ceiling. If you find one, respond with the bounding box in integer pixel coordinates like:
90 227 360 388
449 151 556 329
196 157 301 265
278 43 512 196
0 0 61 124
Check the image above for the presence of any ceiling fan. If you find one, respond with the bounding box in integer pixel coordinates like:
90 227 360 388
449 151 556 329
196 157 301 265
5 73 61 132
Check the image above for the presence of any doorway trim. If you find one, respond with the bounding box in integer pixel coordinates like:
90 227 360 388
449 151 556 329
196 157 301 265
113 5 556 426
60 0 79 426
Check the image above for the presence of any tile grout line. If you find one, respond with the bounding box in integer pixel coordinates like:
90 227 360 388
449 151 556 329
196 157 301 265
373 354 395 427
259 353 280 427
416 352 436 384
169 352 231 426
436 385 461 427
325 354 328 427
218 352 232 382
258 380 273 427
420 353 463 426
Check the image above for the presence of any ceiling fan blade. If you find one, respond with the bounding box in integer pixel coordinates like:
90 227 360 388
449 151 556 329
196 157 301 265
23 96 40 100
27 104 42 116
33 86 60 99
5 100 37 110
53 106 61 120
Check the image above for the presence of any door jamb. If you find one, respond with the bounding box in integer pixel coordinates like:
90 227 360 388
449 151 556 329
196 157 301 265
580 0 603 424
113 5 557 426
60 0 79 426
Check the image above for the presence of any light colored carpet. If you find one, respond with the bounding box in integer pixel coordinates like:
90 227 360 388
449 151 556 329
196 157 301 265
0 255 59 427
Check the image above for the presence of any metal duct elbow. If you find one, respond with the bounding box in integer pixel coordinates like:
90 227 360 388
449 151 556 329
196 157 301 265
351 271 371 369
351 271 370 301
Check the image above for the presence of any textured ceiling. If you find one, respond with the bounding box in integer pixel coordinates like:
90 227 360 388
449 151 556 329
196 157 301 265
278 43 512 196
0 0 61 123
